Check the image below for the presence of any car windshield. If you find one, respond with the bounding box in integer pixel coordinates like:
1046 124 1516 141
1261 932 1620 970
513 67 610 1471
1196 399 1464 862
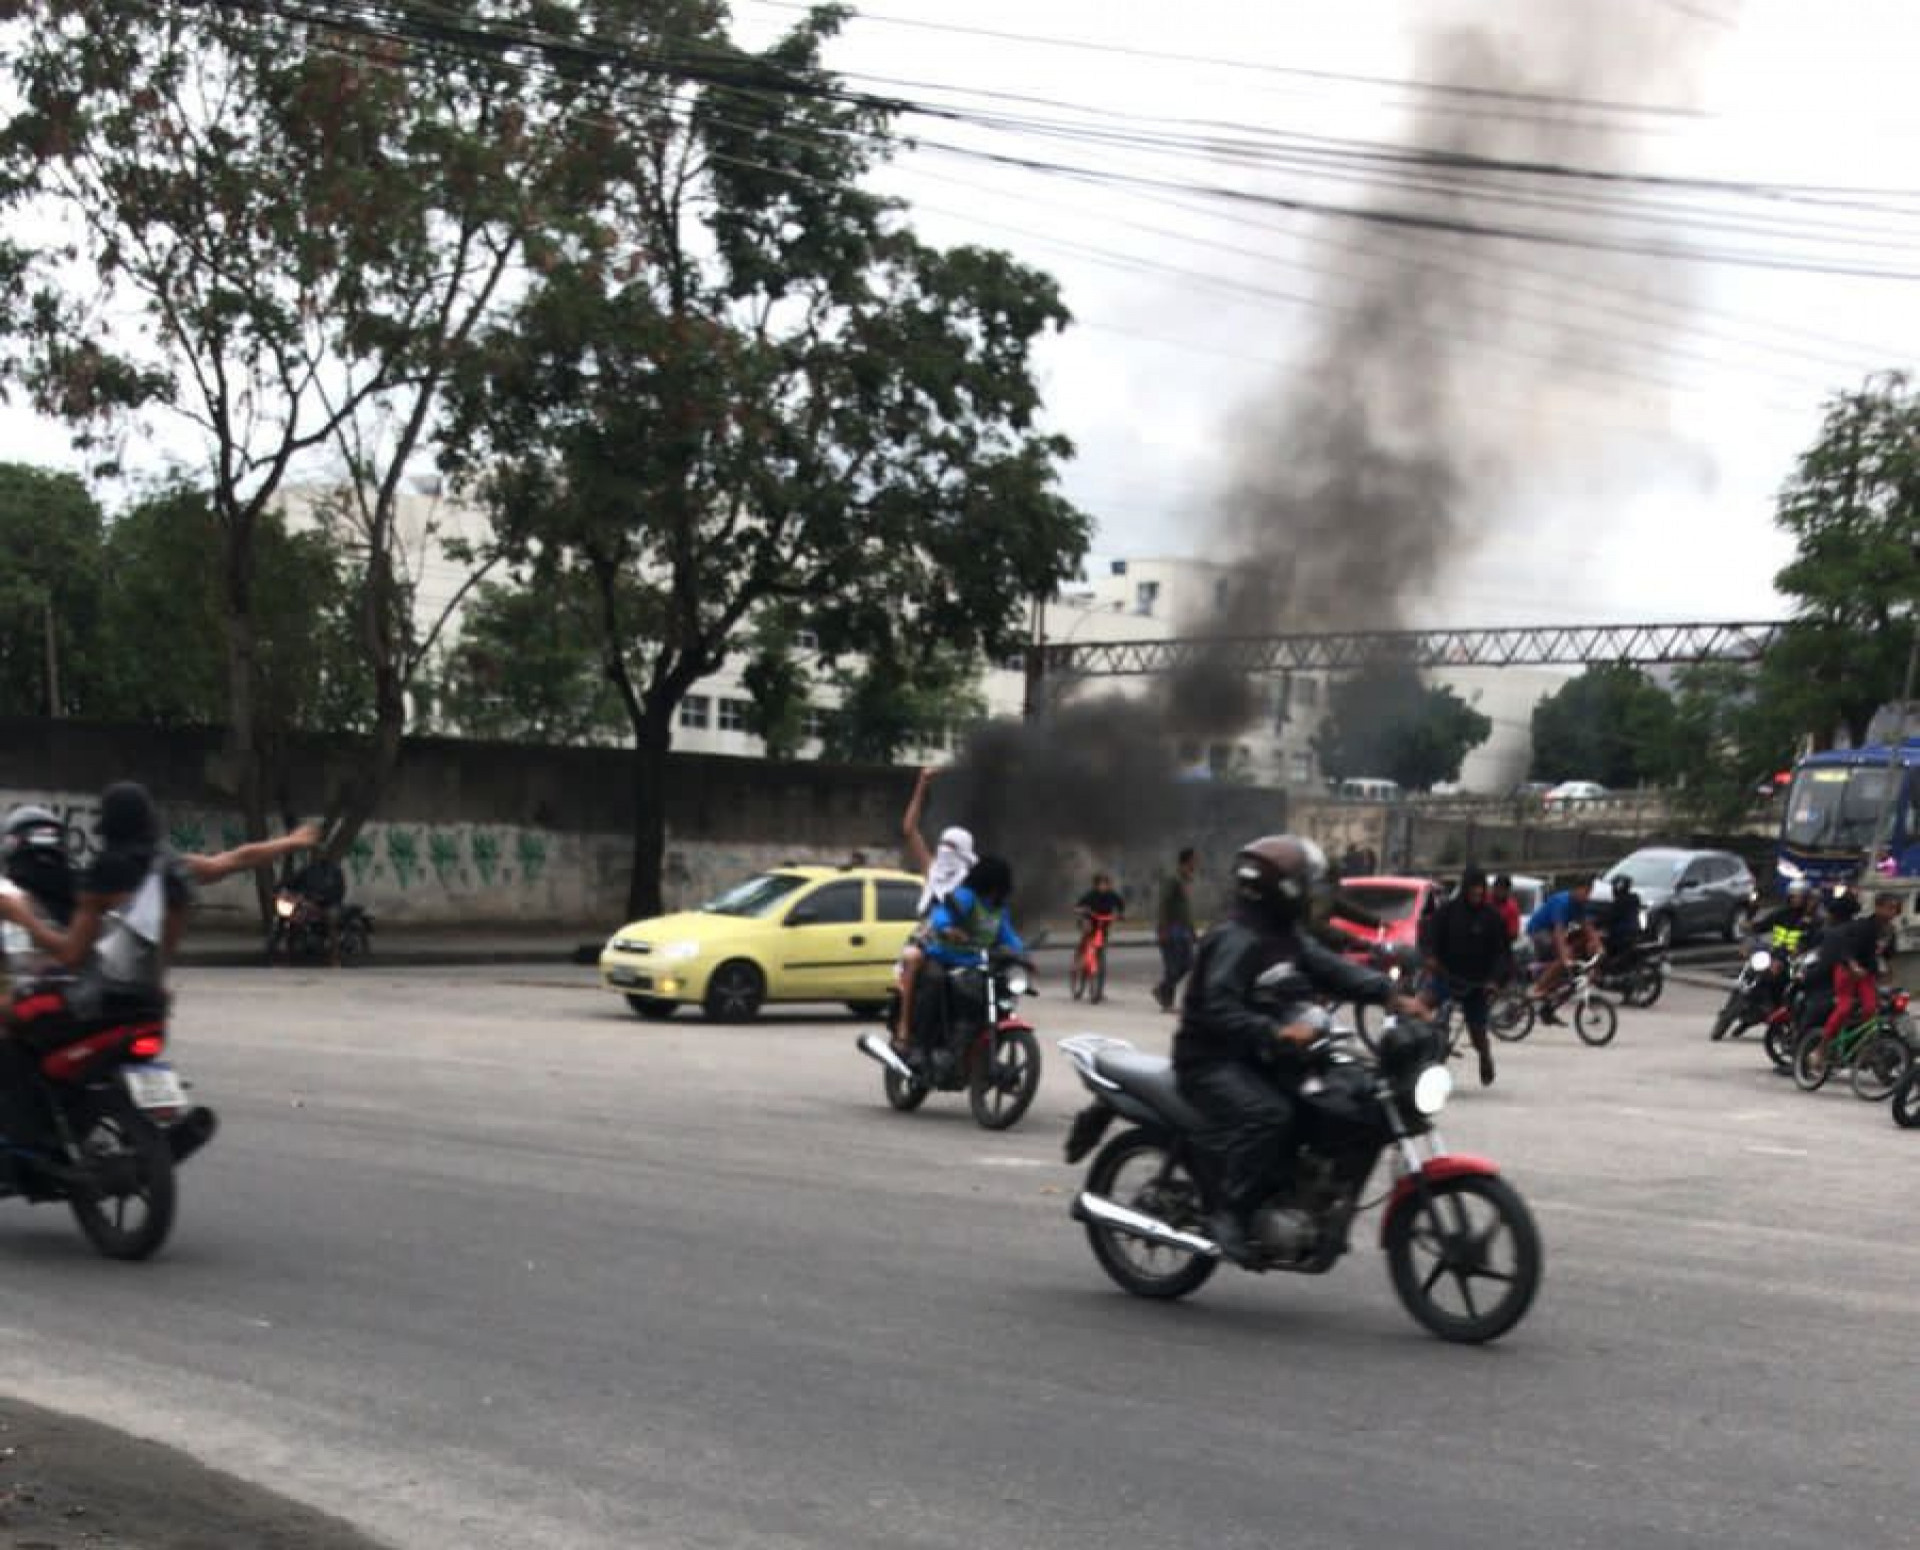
1609 854 1683 888
701 872 809 918
1337 884 1421 922
1783 766 1899 851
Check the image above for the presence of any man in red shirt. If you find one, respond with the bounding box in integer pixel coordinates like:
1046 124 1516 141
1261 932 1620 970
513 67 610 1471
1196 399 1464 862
1489 874 1522 947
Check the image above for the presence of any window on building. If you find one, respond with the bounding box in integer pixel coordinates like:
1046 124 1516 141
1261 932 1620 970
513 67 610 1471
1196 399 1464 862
801 707 829 740
1000 651 1026 673
1292 751 1315 782
1134 580 1160 616
679 694 711 729
795 629 819 651
718 697 749 732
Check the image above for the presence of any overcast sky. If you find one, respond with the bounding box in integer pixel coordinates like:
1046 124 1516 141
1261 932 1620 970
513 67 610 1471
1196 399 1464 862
5 0 1916 634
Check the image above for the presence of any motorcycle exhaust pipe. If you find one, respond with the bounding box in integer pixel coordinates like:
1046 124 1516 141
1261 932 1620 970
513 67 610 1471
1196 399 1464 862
1071 1190 1222 1258
855 1031 916 1082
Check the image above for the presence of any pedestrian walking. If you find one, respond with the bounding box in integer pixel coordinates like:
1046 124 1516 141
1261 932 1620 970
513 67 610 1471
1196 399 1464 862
1153 847 1199 1011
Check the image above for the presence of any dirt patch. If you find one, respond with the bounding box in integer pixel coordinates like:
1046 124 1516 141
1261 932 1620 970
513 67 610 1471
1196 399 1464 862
0 1398 390 1550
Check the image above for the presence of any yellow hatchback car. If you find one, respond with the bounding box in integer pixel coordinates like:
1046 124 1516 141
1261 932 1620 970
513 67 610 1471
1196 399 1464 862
599 865 925 1021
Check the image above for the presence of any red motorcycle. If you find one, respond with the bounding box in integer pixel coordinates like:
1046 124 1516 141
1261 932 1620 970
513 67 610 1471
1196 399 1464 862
857 949 1042 1130
1070 911 1117 1003
2 990 216 1260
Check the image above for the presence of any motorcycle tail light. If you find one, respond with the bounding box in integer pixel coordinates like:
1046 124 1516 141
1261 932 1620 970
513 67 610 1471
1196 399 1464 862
127 1028 166 1059
1895 991 1912 1014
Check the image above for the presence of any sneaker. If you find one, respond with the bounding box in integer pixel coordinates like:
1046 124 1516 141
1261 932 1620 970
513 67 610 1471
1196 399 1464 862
1478 1050 1496 1087
1152 986 1172 1012
1540 1006 1563 1026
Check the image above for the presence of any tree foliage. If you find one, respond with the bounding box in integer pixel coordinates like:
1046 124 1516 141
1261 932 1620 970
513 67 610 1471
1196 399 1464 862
0 463 104 716
1769 372 1920 747
445 5 1091 914
1527 664 1677 788
1314 664 1493 791
822 646 988 766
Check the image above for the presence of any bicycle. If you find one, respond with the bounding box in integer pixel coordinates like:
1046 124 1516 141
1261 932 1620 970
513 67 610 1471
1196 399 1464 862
1069 911 1117 1004
1489 951 1618 1047
1791 987 1914 1100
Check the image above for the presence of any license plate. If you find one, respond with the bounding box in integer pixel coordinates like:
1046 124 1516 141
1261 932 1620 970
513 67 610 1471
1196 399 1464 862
123 1063 186 1112
608 966 639 987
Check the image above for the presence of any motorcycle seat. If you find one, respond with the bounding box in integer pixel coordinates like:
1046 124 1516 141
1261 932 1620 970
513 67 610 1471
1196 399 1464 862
1093 1048 1207 1131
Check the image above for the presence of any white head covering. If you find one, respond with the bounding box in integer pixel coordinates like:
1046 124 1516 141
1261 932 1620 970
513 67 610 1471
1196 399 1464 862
918 825 977 915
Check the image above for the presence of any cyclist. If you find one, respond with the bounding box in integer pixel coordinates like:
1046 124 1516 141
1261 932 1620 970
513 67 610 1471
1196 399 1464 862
1812 891 1902 1058
1075 871 1125 943
1525 877 1596 1021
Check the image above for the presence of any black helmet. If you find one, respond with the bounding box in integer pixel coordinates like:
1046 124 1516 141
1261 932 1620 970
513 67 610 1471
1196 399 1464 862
964 855 1014 906
3 804 75 925
96 781 159 850
1611 875 1632 894
1233 834 1326 927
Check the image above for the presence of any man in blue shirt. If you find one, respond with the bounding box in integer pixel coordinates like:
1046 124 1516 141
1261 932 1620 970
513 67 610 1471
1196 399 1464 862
1526 877 1595 1015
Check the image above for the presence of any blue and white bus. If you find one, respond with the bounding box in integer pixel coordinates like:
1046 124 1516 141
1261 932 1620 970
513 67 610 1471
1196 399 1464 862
1776 737 1920 887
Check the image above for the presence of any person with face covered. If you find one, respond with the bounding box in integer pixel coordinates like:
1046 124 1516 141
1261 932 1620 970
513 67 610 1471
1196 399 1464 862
913 855 1026 1081
1420 866 1511 1087
893 765 979 1055
1174 834 1429 1266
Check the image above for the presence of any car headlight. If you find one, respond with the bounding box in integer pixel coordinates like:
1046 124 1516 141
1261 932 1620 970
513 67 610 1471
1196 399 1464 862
1749 949 1773 972
656 940 702 962
606 935 649 955
1004 967 1031 997
1411 1064 1453 1116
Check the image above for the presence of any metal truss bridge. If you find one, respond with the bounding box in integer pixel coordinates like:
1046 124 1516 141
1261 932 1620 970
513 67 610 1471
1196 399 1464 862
1033 619 1792 678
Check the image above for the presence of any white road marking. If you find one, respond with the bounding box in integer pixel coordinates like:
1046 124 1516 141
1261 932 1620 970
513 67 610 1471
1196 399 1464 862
1743 1143 1810 1158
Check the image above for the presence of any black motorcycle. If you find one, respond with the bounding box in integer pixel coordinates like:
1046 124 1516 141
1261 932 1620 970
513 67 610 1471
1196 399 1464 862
1057 972 1542 1344
1 994 216 1260
1597 941 1666 1008
856 949 1043 1131
266 886 373 965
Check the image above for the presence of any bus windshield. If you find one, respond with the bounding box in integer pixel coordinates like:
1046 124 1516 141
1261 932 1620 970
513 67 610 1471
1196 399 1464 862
1782 766 1898 851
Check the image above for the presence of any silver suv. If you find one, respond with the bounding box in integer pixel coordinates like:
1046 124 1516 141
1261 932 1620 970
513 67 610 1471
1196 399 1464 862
1602 848 1756 947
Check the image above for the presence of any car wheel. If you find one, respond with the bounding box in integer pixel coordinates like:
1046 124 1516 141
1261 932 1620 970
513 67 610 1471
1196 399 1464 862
845 1001 890 1019
703 960 765 1022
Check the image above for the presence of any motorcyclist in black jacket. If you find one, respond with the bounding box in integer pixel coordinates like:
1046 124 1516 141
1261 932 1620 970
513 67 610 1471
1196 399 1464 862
1173 834 1429 1266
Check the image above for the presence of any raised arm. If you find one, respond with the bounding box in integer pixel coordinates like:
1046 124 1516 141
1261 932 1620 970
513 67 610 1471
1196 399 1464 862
184 823 324 885
901 766 937 874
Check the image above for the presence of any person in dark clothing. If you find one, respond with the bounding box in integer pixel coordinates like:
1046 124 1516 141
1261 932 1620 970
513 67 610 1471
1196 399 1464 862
1812 892 1901 1061
1746 879 1824 1011
1152 848 1199 1011
1173 834 1428 1266
1603 875 1646 958
1419 866 1512 1087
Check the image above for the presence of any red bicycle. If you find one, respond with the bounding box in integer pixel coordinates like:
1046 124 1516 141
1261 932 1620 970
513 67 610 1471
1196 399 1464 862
1070 911 1116 1003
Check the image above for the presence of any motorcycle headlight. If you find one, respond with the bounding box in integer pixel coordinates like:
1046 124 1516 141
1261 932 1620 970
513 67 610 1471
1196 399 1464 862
1748 950 1773 972
275 897 296 918
1411 1064 1453 1116
1004 967 1031 997
656 940 702 962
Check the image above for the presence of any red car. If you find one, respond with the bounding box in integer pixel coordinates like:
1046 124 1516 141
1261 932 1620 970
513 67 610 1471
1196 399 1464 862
1323 875 1446 958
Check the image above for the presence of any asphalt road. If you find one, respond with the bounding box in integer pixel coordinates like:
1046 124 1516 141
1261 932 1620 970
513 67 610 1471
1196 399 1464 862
4 957 1918 1550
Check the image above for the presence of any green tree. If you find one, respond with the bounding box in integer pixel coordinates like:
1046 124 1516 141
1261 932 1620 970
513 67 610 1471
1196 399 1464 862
429 573 628 746
822 646 988 766
739 611 815 763
447 7 1092 916
1770 372 1920 747
1528 664 1677 788
1314 664 1492 791
0 463 104 716
0 1 607 860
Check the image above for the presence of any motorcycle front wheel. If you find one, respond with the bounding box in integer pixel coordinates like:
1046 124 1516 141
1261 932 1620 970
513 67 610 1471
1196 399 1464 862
1849 1033 1911 1102
1574 996 1618 1047
1890 1067 1920 1129
1763 1016 1800 1073
66 1098 177 1262
1709 998 1742 1041
1385 1174 1541 1344
1082 1129 1217 1301
970 1028 1041 1130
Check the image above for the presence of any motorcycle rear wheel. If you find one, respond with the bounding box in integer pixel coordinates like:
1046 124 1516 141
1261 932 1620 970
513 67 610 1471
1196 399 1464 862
1890 1067 1920 1129
66 1100 176 1262
1385 1174 1541 1344
1489 990 1534 1043
1623 965 1664 1009
1849 1033 1911 1102
970 1028 1041 1130
1082 1129 1216 1301
1574 997 1618 1047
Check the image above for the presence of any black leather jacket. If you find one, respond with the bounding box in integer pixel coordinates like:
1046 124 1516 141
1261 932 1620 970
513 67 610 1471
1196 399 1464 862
1173 914 1395 1070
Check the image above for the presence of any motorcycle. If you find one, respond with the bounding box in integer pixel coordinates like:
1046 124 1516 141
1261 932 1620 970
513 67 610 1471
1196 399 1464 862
1057 969 1542 1344
1711 946 1783 1041
1597 941 1666 1008
266 887 373 965
0 993 216 1260
857 948 1043 1130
